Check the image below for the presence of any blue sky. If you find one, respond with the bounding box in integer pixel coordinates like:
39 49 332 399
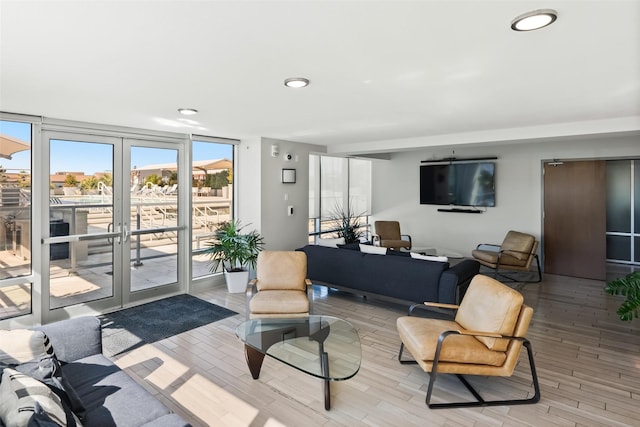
1 120 232 175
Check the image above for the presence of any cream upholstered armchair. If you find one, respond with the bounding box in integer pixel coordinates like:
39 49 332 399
471 230 541 283
396 274 540 408
373 221 411 250
246 251 313 319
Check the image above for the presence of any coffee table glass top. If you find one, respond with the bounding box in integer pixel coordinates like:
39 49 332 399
236 315 361 381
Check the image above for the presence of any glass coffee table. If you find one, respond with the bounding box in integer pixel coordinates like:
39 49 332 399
236 315 361 410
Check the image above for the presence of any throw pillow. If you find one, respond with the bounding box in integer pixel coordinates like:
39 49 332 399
410 252 448 262
316 237 345 248
359 244 387 255
27 402 61 427
0 330 54 367
386 250 410 257
0 329 83 424
337 242 361 251
0 368 67 427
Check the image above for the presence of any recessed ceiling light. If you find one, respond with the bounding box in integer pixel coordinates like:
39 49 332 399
284 77 310 88
511 9 558 31
178 108 198 115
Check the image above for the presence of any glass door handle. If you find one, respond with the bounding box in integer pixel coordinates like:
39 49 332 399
42 231 122 244
123 225 130 243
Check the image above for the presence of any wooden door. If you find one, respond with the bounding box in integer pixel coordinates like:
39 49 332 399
543 160 606 280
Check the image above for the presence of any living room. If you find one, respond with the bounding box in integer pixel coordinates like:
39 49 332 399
1 1 640 426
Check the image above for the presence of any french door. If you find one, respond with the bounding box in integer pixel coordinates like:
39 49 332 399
42 130 185 322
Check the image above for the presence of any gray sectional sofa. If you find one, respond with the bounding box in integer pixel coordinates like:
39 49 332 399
0 316 190 427
299 244 480 305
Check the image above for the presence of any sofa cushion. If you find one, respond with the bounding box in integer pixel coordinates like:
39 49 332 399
359 244 386 255
34 317 102 364
0 368 67 427
317 237 344 248
0 328 85 425
0 330 54 367
336 242 361 251
249 290 310 316
141 414 191 427
385 249 410 257
61 354 170 427
410 252 448 262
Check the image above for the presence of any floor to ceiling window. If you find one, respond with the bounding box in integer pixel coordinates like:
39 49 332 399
191 137 236 279
308 155 372 243
40 128 187 324
1 113 242 326
606 159 640 266
0 119 32 320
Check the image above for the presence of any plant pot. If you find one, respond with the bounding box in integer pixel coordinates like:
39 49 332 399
224 270 249 293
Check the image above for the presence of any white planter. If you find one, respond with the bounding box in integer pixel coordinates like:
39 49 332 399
224 270 249 293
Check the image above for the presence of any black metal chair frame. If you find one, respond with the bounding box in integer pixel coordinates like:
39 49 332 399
476 244 542 283
372 233 412 250
397 305 541 409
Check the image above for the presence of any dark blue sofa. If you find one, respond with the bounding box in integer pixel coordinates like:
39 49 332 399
299 245 480 305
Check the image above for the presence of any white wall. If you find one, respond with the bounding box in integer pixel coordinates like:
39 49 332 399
238 137 324 251
371 134 639 257
237 137 262 231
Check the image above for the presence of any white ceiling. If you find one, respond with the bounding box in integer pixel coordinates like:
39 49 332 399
1 0 639 155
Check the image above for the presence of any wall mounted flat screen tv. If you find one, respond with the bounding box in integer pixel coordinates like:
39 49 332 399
420 162 496 207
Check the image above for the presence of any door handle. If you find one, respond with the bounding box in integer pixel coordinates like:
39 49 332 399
123 224 130 243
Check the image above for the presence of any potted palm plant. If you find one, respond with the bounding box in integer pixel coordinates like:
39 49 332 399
329 202 366 244
605 271 640 321
205 219 264 293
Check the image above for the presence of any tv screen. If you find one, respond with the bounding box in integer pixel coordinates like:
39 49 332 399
420 162 495 207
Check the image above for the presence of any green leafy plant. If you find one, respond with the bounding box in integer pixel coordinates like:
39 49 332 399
144 174 162 186
205 170 229 189
605 271 640 321
328 202 366 244
100 172 113 187
205 220 264 273
80 176 99 191
63 174 78 187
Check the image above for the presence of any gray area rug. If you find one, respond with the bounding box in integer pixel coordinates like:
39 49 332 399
100 294 237 357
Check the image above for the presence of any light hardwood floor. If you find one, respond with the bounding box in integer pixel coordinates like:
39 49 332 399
113 267 640 427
